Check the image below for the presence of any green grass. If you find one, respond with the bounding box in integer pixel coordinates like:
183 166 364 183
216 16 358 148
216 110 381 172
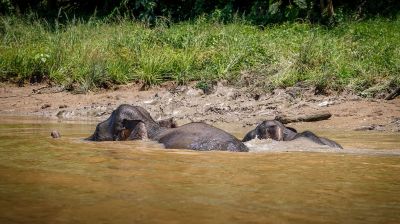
1 15 399 95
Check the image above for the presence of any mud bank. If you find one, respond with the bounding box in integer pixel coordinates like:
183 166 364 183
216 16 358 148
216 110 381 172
0 82 399 132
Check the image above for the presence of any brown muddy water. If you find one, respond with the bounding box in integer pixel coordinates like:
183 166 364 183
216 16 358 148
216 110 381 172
0 116 399 224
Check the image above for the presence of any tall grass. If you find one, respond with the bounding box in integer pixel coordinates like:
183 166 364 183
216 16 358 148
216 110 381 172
0 15 399 95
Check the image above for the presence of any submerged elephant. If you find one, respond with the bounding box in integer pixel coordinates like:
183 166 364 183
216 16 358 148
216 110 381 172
88 104 248 152
87 105 160 141
242 120 343 149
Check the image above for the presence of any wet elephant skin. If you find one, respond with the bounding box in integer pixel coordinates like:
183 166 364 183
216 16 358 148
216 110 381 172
154 122 248 152
87 104 160 141
89 104 249 152
242 120 342 149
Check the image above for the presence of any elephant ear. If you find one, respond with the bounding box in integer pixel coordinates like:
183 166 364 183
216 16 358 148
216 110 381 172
242 129 257 142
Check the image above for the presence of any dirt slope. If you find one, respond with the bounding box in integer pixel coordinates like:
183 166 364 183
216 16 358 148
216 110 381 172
0 82 399 132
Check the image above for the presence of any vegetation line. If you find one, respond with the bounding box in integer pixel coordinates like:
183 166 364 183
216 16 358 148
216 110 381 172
0 16 399 96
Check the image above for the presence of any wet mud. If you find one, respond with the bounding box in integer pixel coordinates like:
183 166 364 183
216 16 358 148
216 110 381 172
0 82 399 133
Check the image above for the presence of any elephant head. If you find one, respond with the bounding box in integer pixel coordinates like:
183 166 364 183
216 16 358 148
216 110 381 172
242 120 297 142
87 104 161 141
242 119 342 149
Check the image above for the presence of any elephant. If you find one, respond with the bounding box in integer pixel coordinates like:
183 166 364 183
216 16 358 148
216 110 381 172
242 120 343 149
87 105 176 141
87 105 160 141
88 104 249 152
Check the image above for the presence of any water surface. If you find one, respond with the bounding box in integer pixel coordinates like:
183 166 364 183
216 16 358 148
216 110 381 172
0 116 399 224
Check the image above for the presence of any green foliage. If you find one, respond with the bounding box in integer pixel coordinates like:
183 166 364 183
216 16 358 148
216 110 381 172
0 0 14 14
2 1 398 25
0 15 399 95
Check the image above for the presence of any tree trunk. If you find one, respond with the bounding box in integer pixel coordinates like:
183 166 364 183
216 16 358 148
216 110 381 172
327 0 334 17
275 112 332 124
320 0 334 17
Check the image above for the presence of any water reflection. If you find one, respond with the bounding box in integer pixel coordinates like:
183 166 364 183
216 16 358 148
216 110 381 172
0 116 399 224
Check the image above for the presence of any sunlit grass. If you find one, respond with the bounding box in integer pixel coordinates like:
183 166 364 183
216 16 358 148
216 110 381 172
0 15 399 95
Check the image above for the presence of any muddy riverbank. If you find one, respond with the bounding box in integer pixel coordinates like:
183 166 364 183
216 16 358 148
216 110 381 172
1 82 399 132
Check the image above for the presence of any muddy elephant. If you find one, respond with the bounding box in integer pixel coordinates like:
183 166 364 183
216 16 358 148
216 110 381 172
87 105 163 141
88 104 248 152
242 120 343 149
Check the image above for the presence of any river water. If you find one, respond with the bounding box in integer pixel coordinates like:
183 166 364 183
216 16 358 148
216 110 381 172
0 116 399 224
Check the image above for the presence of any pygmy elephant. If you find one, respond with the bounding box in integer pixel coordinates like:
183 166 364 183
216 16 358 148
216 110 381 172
242 120 343 149
88 104 249 152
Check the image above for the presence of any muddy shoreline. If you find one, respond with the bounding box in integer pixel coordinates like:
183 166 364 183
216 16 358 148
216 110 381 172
0 82 399 132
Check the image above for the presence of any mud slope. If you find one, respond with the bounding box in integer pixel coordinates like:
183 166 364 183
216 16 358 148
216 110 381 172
0 82 399 132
